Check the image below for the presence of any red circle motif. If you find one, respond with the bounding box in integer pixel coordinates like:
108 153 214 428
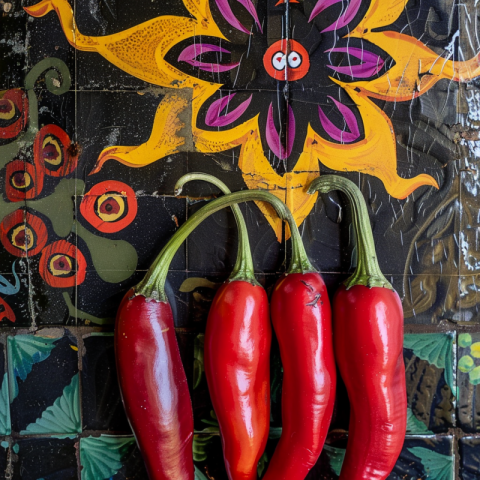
39 240 87 287
34 124 78 177
0 209 48 257
80 180 138 233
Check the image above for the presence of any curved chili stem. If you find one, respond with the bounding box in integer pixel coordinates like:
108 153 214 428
136 189 315 301
308 176 392 290
174 173 258 285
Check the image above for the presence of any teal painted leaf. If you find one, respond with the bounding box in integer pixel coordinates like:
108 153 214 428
0 374 10 435
323 445 346 476
80 435 135 480
408 447 454 480
195 466 209 480
8 335 58 401
21 374 80 434
404 333 454 391
406 407 433 434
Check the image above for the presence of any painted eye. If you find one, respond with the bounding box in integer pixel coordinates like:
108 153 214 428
42 137 62 166
272 52 286 71
0 89 28 141
5 159 44 201
49 254 74 277
34 125 78 177
0 209 48 257
11 171 32 190
39 240 87 287
0 99 15 120
288 51 302 68
80 180 138 233
96 194 125 222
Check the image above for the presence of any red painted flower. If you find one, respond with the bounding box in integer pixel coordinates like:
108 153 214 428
5 159 45 202
39 240 87 288
0 209 48 257
0 297 15 323
80 180 138 233
0 89 29 141
34 124 78 177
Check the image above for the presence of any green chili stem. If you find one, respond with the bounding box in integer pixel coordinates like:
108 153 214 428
308 176 392 290
174 173 257 284
136 189 315 301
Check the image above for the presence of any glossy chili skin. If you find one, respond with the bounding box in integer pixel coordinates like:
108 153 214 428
334 284 406 480
263 272 336 480
204 280 271 480
115 288 194 480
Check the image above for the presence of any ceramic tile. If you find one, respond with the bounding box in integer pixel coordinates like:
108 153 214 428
460 436 480 480
8 332 79 434
403 274 463 324
404 332 456 433
12 437 77 480
76 90 189 193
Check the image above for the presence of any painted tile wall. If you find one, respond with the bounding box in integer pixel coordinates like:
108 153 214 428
1 0 480 478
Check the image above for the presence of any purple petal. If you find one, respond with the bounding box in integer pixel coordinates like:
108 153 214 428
215 0 250 34
326 47 384 78
205 93 253 127
265 103 295 159
322 0 361 32
318 97 360 143
327 63 382 77
178 44 240 73
309 0 342 22
327 47 383 64
237 0 263 32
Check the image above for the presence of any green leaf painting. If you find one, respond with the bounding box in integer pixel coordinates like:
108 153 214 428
406 407 433 434
80 435 136 480
0 374 10 435
323 445 346 476
21 374 80 434
408 447 454 480
193 434 214 462
404 333 454 391
7 335 58 402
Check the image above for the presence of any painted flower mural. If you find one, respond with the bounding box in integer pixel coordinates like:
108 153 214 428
24 0 480 241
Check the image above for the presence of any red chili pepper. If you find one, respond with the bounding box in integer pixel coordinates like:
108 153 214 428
308 176 406 480
262 208 336 480
175 173 271 480
115 188 300 480
116 293 193 479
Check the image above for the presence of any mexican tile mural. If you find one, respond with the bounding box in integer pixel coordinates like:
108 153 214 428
0 0 480 477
